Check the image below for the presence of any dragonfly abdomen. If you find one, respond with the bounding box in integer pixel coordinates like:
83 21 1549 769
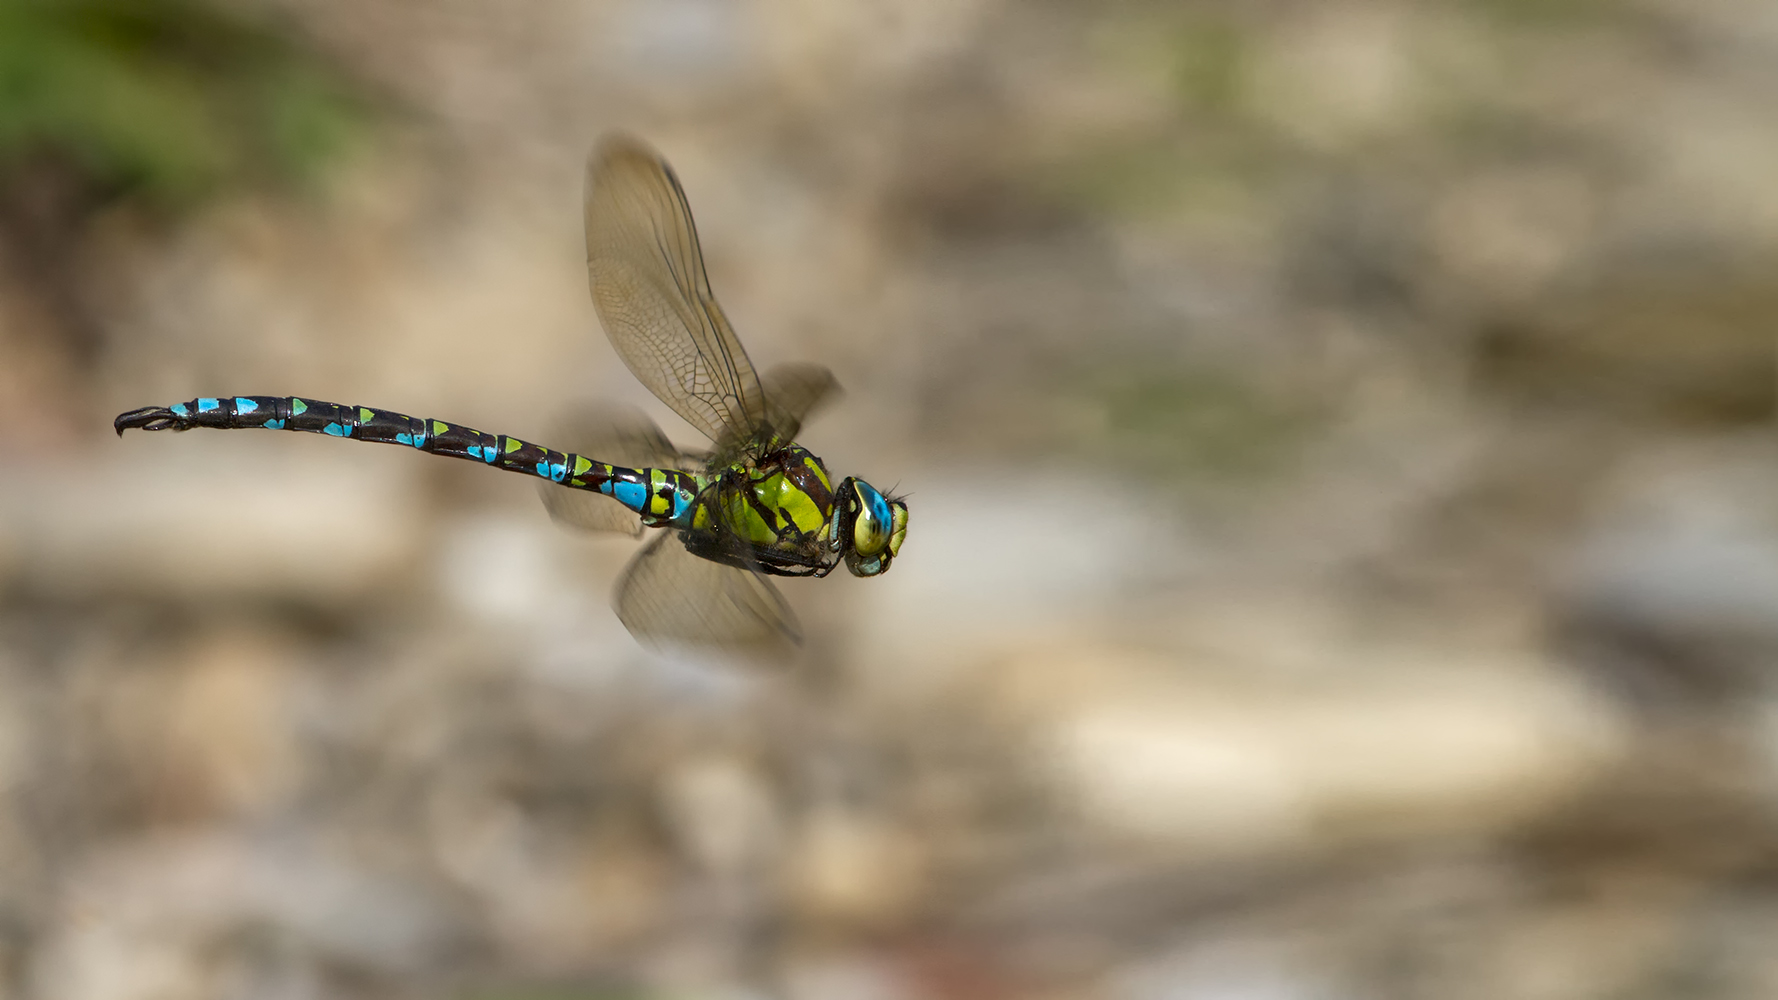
114 395 699 522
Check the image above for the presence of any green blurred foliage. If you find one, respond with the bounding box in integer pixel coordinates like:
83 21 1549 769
1046 135 1280 222
1168 11 1249 116
0 0 371 208
1066 360 1317 481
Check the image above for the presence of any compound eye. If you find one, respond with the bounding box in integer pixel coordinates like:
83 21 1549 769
843 546 887 577
888 502 908 557
850 482 892 557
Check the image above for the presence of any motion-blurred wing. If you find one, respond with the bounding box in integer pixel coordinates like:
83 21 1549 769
613 530 801 654
756 363 841 453
536 403 701 536
585 134 765 447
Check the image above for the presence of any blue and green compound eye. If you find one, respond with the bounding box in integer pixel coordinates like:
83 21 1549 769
831 477 907 577
887 500 908 557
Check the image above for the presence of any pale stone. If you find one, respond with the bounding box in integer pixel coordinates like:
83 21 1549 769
0 446 424 605
659 756 784 880
161 629 304 821
998 642 1623 857
786 806 926 929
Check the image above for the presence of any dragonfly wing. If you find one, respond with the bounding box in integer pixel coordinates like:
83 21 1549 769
585 134 766 447
757 363 841 452
536 403 703 536
539 483 645 536
613 530 802 653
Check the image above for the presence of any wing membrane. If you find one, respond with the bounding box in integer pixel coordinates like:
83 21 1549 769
757 363 841 453
536 403 703 536
585 134 765 447
613 530 802 654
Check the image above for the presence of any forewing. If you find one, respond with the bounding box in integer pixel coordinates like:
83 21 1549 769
613 531 802 655
585 134 765 446
757 363 841 452
536 403 701 536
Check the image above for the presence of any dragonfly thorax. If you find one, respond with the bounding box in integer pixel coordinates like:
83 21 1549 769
686 447 834 573
681 447 906 580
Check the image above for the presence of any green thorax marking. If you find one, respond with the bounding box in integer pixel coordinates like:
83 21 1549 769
716 446 835 549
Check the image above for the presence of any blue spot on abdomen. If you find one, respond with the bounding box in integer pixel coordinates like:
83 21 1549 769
234 397 258 414
262 419 285 430
322 423 349 437
611 480 647 511
197 398 220 413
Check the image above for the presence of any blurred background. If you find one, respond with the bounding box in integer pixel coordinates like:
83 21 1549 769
1 0 1776 997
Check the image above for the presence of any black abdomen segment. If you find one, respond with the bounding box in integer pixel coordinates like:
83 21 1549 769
114 395 697 519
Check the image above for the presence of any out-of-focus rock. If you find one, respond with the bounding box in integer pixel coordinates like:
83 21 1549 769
161 628 305 821
0 444 427 605
989 636 1622 857
1113 933 1327 1000
782 951 916 1000
433 509 631 637
31 832 469 1000
1248 4 1418 151
1554 436 1778 711
659 756 784 881
786 805 926 930
1474 271 1778 427
427 787 670 970
849 470 1194 690
1429 167 1597 302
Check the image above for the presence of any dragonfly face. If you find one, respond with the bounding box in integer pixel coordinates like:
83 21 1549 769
829 477 909 577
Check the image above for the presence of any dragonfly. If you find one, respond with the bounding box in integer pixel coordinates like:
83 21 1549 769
115 133 907 652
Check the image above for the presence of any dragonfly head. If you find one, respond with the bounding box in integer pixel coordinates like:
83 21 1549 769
829 477 908 577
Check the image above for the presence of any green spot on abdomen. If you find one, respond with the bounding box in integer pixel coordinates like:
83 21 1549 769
292 398 308 415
